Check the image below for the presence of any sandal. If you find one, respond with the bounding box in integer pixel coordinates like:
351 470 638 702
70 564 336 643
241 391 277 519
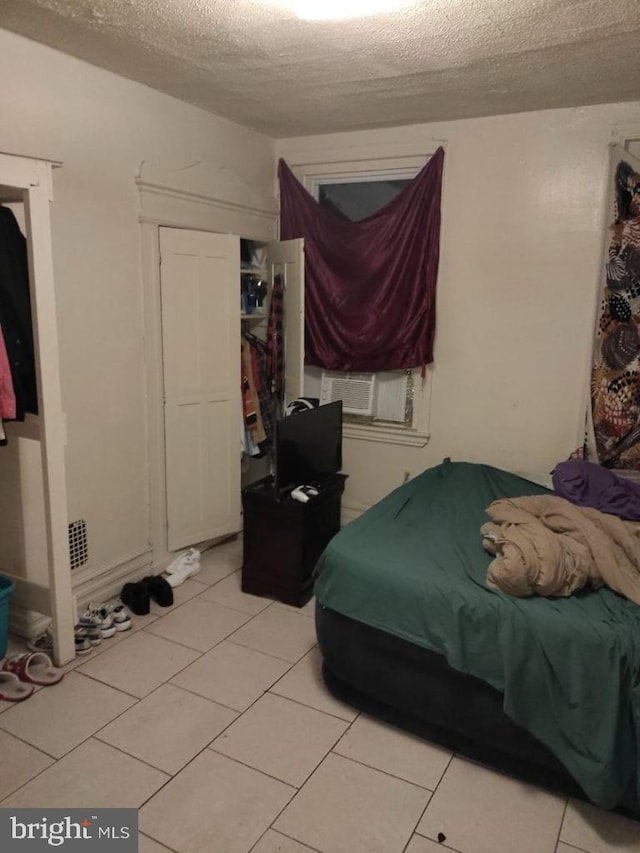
1 652 64 686
0 671 34 702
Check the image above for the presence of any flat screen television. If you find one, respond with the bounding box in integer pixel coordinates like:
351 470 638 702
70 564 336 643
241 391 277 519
274 401 343 497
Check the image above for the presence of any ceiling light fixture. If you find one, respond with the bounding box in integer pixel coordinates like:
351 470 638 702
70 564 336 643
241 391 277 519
288 0 413 20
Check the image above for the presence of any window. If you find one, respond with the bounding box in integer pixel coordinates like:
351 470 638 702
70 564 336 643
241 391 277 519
300 160 432 446
317 177 412 221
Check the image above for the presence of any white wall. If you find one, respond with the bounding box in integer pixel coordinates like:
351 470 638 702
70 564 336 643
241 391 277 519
0 29 276 582
1 23 638 580
277 103 640 513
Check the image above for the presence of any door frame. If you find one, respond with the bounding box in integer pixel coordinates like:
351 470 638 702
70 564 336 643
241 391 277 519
136 167 278 569
0 153 75 665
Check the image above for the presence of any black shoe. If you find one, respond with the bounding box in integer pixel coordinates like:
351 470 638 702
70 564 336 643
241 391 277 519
143 575 174 608
121 581 150 616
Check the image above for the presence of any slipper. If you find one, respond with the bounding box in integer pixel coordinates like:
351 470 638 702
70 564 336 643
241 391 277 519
1 652 64 686
143 575 174 607
0 671 34 702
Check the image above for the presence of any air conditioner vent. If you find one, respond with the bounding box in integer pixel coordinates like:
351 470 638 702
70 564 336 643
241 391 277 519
320 371 376 416
68 520 88 570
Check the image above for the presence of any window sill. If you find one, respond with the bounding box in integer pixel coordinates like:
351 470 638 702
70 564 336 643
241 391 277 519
343 422 430 447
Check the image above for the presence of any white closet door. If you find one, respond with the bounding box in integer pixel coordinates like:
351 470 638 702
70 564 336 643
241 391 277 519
159 227 241 551
267 238 304 404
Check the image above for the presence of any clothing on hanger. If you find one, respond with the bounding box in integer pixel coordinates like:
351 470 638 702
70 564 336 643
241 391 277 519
244 331 274 447
0 323 16 421
0 206 38 421
266 274 284 403
241 338 266 446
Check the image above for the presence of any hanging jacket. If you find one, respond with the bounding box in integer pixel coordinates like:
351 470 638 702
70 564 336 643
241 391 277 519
0 324 16 420
0 206 38 420
241 339 266 445
266 274 284 401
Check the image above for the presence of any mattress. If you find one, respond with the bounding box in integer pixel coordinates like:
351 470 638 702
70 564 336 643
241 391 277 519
316 603 586 801
313 459 640 811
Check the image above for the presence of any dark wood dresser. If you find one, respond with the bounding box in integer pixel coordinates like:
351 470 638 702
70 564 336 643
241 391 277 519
241 474 347 607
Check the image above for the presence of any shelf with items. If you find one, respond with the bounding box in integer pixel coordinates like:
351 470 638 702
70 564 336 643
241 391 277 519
240 241 268 309
240 269 269 319
241 238 267 273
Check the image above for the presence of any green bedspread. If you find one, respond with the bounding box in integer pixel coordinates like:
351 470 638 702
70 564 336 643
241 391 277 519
314 459 640 811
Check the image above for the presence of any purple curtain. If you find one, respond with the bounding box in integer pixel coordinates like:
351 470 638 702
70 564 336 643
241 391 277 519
278 147 444 372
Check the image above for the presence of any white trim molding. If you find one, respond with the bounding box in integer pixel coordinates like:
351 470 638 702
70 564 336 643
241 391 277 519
611 123 640 148
343 422 430 447
136 180 278 237
136 158 278 239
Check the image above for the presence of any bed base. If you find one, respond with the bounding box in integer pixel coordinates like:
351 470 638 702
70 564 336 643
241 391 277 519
316 603 587 800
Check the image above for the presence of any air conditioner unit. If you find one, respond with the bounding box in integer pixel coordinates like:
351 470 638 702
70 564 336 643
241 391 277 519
320 371 376 416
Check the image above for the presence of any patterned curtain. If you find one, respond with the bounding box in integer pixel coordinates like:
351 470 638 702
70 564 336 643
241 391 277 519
590 145 640 468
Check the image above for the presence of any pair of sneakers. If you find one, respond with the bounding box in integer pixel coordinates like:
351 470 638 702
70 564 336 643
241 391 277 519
28 625 95 658
77 602 132 645
28 603 133 659
165 548 201 588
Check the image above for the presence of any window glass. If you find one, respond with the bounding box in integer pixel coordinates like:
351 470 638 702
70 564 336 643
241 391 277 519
318 179 412 221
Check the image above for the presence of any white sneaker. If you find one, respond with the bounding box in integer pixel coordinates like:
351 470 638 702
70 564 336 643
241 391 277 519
104 602 133 632
78 605 117 639
164 549 201 587
166 548 201 573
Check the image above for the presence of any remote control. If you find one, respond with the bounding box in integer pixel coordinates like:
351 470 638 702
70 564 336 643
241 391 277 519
290 485 319 503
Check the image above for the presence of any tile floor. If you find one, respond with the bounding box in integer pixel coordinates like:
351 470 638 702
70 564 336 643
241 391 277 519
1 537 639 853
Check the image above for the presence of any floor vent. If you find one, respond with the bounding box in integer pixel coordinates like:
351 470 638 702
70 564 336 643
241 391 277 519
68 520 88 570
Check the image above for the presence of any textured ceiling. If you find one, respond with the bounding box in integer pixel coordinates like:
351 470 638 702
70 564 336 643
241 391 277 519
2 0 640 137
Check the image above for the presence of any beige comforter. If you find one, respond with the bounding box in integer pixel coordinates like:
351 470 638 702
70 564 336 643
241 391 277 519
481 494 640 604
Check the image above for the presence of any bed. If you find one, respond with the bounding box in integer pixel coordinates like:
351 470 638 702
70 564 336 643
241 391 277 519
313 459 640 815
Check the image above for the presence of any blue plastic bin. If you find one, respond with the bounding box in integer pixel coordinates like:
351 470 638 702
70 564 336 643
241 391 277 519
0 575 15 660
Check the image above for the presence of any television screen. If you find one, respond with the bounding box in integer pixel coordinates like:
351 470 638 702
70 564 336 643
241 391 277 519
274 401 343 496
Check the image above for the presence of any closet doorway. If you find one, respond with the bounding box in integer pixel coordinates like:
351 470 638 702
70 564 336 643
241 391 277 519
0 152 75 665
158 227 241 551
138 164 304 569
157 228 306 554
138 167 276 569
